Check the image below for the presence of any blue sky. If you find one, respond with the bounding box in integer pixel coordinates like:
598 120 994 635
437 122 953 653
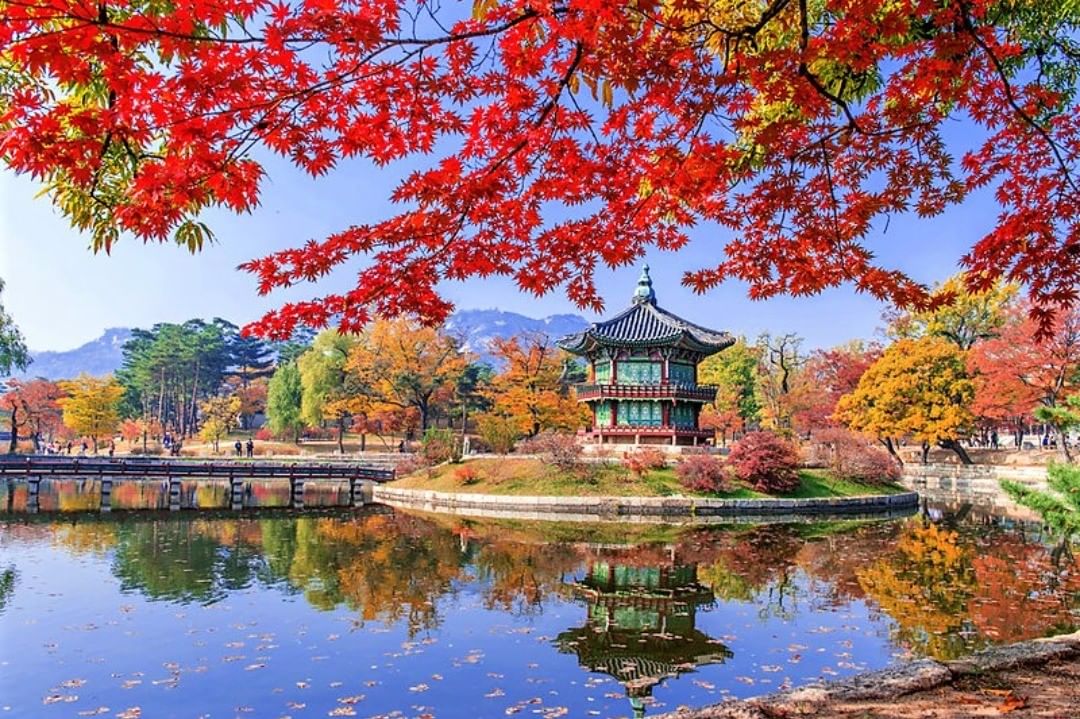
0 140 996 353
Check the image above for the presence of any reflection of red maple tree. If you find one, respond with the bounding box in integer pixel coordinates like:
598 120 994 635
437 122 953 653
969 536 1080 643
3 2 1079 336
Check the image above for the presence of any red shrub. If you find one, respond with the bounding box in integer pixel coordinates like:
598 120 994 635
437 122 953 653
727 431 801 493
675 454 729 493
621 447 667 478
254 428 273 441
813 428 900 484
454 464 481 485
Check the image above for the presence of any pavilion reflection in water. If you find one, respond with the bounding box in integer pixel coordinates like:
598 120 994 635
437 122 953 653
556 557 731 717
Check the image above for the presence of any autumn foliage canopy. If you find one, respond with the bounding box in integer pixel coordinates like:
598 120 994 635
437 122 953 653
2 0 1079 336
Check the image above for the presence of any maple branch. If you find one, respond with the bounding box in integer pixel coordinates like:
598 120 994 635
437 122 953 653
956 1 1080 197
796 0 861 133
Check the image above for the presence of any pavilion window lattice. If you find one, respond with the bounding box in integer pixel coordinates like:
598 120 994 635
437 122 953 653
669 362 694 385
617 400 663 427
616 360 661 385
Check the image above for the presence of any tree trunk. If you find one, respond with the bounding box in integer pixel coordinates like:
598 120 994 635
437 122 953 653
337 417 346 455
7 407 18 454
939 439 973 465
880 437 903 466
1060 440 1073 464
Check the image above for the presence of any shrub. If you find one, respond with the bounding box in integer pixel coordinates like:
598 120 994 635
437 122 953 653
476 413 521 455
676 454 729 493
727 431 801 493
454 463 482 485
518 430 582 471
813 428 900 484
622 447 667 478
394 455 427 477
128 446 163 456
254 428 273 442
421 428 462 465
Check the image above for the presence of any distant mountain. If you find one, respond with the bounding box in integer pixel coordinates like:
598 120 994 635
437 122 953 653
13 327 132 381
8 310 590 380
444 309 590 365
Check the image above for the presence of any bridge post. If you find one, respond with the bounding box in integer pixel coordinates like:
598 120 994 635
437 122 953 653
350 478 372 507
167 464 182 511
100 475 113 513
27 476 41 514
289 469 304 510
230 473 244 511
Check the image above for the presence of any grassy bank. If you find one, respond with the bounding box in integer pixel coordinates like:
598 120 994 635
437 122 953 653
391 457 904 499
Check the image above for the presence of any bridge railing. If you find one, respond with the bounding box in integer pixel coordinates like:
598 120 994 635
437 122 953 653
0 456 395 482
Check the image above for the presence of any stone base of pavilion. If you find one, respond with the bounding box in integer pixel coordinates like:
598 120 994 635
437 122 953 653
578 427 718 451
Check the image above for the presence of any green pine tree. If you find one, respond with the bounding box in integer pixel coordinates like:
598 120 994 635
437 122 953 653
1003 463 1080 542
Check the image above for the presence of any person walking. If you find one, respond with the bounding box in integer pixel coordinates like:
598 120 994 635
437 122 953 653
246 438 254 458
234 440 243 457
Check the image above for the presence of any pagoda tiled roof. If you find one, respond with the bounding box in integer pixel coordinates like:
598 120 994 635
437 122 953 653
558 266 734 355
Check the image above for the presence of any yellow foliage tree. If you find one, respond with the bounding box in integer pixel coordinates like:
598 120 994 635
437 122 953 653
482 335 588 438
199 394 242 453
344 318 468 432
857 520 978 660
836 338 975 464
885 274 1018 350
58 374 124 453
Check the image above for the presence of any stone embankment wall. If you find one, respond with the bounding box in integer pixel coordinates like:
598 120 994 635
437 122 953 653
373 485 918 523
900 463 1047 519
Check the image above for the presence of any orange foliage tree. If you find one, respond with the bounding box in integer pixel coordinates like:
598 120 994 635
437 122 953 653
2 378 65 453
482 335 586 438
345 318 468 433
793 342 881 435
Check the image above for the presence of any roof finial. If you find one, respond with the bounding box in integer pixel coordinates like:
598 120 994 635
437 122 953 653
632 263 656 305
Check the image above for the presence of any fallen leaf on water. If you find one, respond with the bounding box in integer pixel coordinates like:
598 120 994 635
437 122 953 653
337 695 365 705
42 695 78 705
327 708 356 717
77 708 109 717
409 684 429 693
116 708 142 719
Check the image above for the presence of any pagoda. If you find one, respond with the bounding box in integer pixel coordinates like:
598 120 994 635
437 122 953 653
558 265 734 447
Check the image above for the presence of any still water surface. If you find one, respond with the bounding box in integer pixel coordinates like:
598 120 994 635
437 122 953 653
0 488 1077 718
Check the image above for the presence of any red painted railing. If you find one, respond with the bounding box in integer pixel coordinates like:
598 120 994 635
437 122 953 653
574 383 717 403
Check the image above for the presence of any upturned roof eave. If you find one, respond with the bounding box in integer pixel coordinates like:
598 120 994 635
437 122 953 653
557 329 734 357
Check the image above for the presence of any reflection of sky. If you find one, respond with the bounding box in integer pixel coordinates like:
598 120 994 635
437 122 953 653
1 111 999 352
0 529 903 719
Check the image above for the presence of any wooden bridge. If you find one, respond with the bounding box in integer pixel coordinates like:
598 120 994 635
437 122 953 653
0 456 396 514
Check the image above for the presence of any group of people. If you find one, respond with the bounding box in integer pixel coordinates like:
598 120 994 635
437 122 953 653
39 439 116 456
233 439 255 458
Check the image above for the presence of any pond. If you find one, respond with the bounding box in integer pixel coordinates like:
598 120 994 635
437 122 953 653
0 496 1077 718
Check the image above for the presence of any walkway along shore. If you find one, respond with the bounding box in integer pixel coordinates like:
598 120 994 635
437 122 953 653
372 486 920 523
652 630 1080 718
